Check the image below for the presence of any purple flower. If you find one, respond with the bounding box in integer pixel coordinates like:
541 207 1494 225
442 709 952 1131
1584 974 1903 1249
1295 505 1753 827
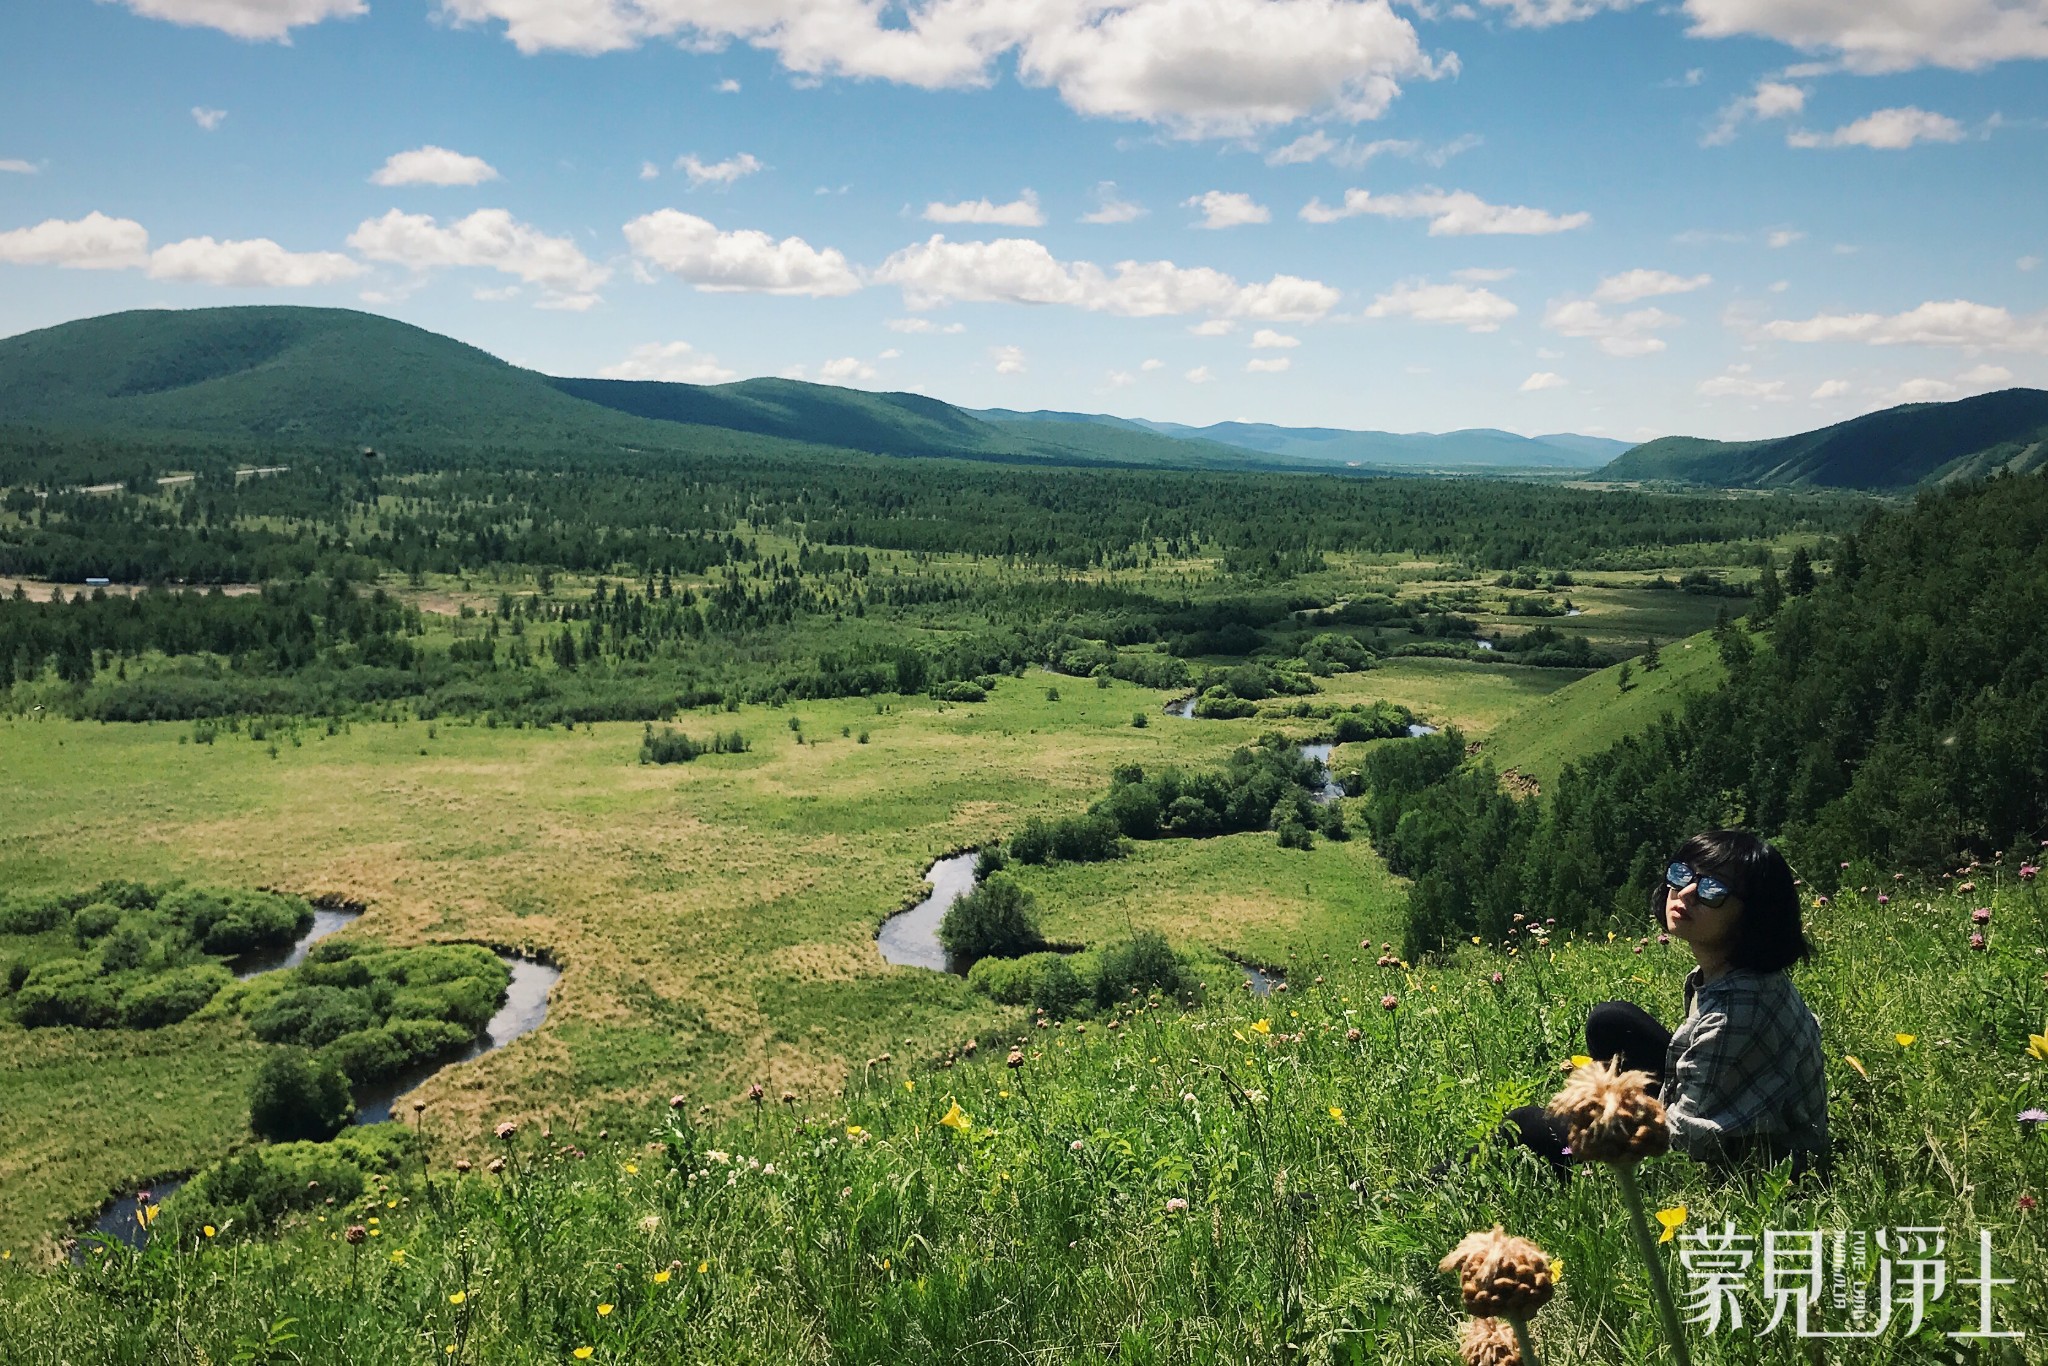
1973 907 1992 925
1970 932 1987 951
2020 1109 2048 1129
1877 895 1890 905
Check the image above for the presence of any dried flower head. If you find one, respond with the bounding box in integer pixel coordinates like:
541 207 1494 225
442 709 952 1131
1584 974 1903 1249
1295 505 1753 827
1546 1057 1669 1165
1439 1227 1555 1319
494 1121 517 1141
1005 1048 1024 1069
344 1224 367 1246
747 1083 766 1105
487 1157 505 1175
1458 1316 1523 1366
455 1159 472 1174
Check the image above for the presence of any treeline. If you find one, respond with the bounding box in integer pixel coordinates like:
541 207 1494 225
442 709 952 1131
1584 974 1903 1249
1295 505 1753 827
1362 471 2048 955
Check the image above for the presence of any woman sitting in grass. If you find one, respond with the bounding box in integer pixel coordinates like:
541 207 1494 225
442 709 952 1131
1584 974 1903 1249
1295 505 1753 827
1506 829 1830 1179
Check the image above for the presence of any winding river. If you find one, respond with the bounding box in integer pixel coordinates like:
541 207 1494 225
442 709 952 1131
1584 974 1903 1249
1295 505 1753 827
87 917 560 1251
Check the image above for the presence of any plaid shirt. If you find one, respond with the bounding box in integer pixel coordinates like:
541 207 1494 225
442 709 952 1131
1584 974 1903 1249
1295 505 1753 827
1663 967 1830 1163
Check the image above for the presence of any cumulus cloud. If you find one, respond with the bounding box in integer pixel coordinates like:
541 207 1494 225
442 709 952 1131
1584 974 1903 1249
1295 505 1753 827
1543 298 1683 356
0 212 151 270
112 0 364 40
1141 357 1165 370
1768 229 1806 248
1189 319 1237 336
1682 0 2048 74
1697 364 1788 399
875 235 1339 320
0 160 36 174
1519 371 1568 391
1786 107 1967 150
676 152 765 187
1080 181 1145 224
1759 298 2048 353
925 191 1045 227
1185 191 1270 229
1453 266 1514 282
991 344 1027 374
1301 187 1589 235
716 78 741 92
1106 369 1136 387
371 146 501 187
192 106 228 131
147 236 363 286
1365 280 1518 331
820 356 880 383
1185 365 1214 383
436 0 1448 138
2020 255 2041 272
1593 269 1711 303
349 208 611 298
1809 378 1852 399
1473 0 1646 26
1879 376 1961 403
886 316 967 333
624 209 860 296
1958 362 2015 384
1250 328 1299 348
1704 80 1805 146
600 341 738 383
1264 130 1479 168
1246 356 1291 372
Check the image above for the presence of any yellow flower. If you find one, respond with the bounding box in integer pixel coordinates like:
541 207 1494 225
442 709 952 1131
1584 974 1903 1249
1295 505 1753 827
2027 1032 2048 1062
881 1258 891 1271
697 1260 709 1274
623 1163 638 1175
1569 1054 1593 1069
846 1125 865 1138
446 1348 456 1357
449 1291 467 1305
903 1079 915 1093
1843 1054 1868 1080
1250 1019 1272 1035
574 1350 594 1360
387 1199 398 1209
1896 1033 1916 1048
1549 1258 1564 1283
1471 936 1481 945
597 1303 613 1317
1607 931 1616 942
2 1250 11 1261
998 1090 1010 1099
1656 1206 1687 1244
940 1101 969 1130
652 1269 671 1284
202 1226 216 1239
1329 1106 1345 1125
392 1251 406 1265
370 1229 382 1238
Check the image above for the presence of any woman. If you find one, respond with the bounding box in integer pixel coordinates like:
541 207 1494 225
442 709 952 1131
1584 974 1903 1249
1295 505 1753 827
1506 829 1830 1177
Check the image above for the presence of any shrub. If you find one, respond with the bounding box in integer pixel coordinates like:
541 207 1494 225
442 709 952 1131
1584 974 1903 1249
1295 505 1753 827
162 1127 414 1242
1130 711 1148 728
119 964 231 1028
937 874 1045 962
966 950 1070 1006
931 680 987 703
13 958 121 1028
320 1018 476 1085
1091 932 1192 1007
1031 956 1089 1018
0 892 67 935
248 1047 355 1142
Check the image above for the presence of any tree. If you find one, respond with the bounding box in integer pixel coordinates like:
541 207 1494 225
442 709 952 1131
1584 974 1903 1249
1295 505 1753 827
1786 545 1816 596
1616 661 1634 693
1640 638 1662 672
937 874 1046 962
1754 562 1785 619
249 1047 355 1143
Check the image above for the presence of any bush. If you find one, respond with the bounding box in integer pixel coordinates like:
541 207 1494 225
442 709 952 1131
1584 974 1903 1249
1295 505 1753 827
1031 956 1089 1018
1130 711 1148 728
320 1018 477 1085
931 680 988 703
0 892 67 935
966 950 1071 1006
249 1047 356 1142
13 958 121 1028
162 1126 414 1242
119 964 231 1028
937 874 1045 962
1092 932 1192 1007
1048 813 1125 863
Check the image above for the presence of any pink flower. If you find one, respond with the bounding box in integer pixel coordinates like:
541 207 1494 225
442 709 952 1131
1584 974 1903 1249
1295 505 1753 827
1381 995 1398 1011
1970 932 1986 951
1490 972 1504 986
1972 907 1991 925
494 1121 517 1141
1877 895 1890 905
2021 865 2039 881
1165 1198 1189 1215
1657 932 1670 944
1959 882 1977 895
1345 1027 1362 1041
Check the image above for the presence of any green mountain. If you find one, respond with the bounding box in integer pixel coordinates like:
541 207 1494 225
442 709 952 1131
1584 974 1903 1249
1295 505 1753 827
1598 388 2048 489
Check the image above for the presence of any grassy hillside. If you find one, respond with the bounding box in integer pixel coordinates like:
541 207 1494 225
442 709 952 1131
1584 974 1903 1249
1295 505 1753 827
1480 629 1727 789
4 866 2040 1362
1600 388 2048 489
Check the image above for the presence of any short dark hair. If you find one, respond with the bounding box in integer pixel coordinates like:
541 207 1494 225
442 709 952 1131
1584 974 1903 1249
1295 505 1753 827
1663 829 1815 974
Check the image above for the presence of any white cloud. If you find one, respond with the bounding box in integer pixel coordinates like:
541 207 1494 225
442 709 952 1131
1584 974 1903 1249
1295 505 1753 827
371 145 501 187
820 356 880 383
1246 356 1292 373
1141 357 1165 370
885 316 966 334
1265 130 1479 168
349 208 611 298
624 209 860 296
0 212 151 270
716 78 741 92
191 106 228 131
1544 298 1683 356
1519 371 1568 391
875 235 1339 320
1366 280 1518 332
1593 269 1711 304
924 191 1045 227
1697 364 1788 400
1768 229 1805 249
676 152 764 188
1958 362 2014 384
1786 107 1967 150
1301 187 1589 235
1880 377 1959 404
1473 0 1645 27
1080 181 1144 224
991 345 1026 375
1704 80 1805 145
1809 379 1852 399
1250 328 1300 348
1189 319 1237 336
113 0 363 40
537 292 601 311
1768 279 1790 292
601 342 739 383
1185 365 1214 383
1454 266 1514 282
0 159 39 175
1682 0 2048 74
474 284 521 301
1759 299 2048 353
640 160 661 180
2020 255 2041 272
1106 369 1136 387
879 347 900 359
437 0 1446 138
1185 190 1271 230
147 236 363 287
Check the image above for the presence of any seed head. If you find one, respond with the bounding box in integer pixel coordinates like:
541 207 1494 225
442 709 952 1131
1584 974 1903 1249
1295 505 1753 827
344 1224 367 1245
1439 1227 1555 1320
747 1083 766 1105
1545 1057 1668 1165
494 1121 517 1141
1005 1048 1024 1069
1458 1317 1523 1366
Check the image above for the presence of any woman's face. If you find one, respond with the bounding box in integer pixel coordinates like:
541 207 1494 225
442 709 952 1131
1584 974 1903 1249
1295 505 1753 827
1664 864 1745 957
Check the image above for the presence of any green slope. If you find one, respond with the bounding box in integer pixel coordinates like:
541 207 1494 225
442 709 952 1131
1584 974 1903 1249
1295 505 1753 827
1599 388 2048 489
1480 629 1726 789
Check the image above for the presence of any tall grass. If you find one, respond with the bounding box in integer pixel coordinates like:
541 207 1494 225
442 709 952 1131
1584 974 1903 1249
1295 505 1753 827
5 858 2042 1362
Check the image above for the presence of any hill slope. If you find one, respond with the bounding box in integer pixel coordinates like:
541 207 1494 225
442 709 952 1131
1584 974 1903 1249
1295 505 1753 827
1599 387 2048 489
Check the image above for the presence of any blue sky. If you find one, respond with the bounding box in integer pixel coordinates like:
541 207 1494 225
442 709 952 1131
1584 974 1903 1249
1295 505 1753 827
2 0 2045 440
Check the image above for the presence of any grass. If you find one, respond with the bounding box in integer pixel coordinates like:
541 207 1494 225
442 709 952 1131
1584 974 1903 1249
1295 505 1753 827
1305 659 1583 738
3 863 2041 1362
1480 629 1729 790
0 673 1394 1251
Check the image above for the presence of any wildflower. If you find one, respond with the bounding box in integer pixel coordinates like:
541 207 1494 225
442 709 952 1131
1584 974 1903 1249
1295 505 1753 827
1005 1049 1024 1069
1568 1054 1592 1069
1346 1027 1362 1042
1165 1198 1189 1215
1491 972 1505 986
1959 881 1977 895
1970 932 1987 951
344 1224 367 1245
1656 1206 1687 1244
2020 1108 2048 1130
1896 1033 1916 1048
1382 995 1398 1011
1250 1019 1272 1035
2022 1195 2037 1212
653 1269 671 1284
449 1291 467 1305
392 1250 406 1264
2027 1031 2048 1061
1070 1139 1085 1152
1877 895 1890 905
1458 1317 1522 1366
1472 936 1482 945
1330 1106 1346 1125
1656 933 1669 944
202 1225 216 1239
574 1351 594 1361
669 1095 686 1109
495 1121 517 1141
1440 1227 1555 1319
845 1126 865 1139
903 1079 915 1093
1844 1055 1868 1080
2021 864 2039 881
940 1101 969 1131
782 1090 797 1104
455 1160 472 1174
1973 907 1992 925
1546 1058 1668 1165
597 1303 613 1317
487 1158 505 1174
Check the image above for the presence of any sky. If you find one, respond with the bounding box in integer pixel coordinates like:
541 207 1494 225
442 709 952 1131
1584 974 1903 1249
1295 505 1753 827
2 1 2045 441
